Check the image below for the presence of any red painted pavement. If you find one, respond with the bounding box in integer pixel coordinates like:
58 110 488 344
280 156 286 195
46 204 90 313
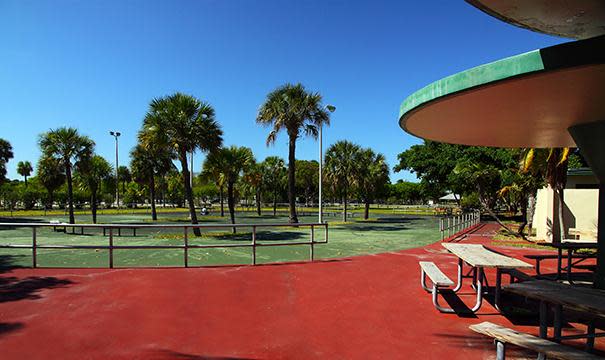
0 223 601 359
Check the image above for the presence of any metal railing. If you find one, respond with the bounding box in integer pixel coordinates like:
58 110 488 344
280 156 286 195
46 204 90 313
439 210 480 240
0 222 328 268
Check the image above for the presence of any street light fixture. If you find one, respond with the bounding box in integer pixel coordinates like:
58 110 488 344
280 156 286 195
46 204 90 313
319 104 336 223
109 131 121 210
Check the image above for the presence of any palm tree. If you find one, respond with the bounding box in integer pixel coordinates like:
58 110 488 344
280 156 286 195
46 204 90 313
356 149 389 220
39 127 94 224
261 156 286 216
130 140 174 221
522 148 570 243
206 146 254 233
0 139 13 184
37 155 65 211
325 140 362 222
117 166 131 197
17 161 33 187
77 155 112 224
243 162 264 216
142 93 223 236
257 83 331 223
201 150 228 217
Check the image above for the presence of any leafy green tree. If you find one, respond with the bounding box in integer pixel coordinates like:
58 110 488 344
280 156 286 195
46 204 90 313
325 140 362 222
17 161 33 187
257 83 332 223
166 170 185 207
295 160 318 206
142 93 223 236
39 127 94 224
261 156 286 216
388 181 425 204
243 162 264 216
356 149 389 219
77 155 112 223
207 146 254 232
0 139 14 184
117 166 131 196
130 140 175 221
37 155 66 210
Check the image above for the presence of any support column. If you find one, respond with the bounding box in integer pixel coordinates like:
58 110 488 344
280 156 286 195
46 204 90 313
569 121 605 289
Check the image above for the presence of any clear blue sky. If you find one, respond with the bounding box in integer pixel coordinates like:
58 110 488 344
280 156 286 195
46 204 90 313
1 0 564 182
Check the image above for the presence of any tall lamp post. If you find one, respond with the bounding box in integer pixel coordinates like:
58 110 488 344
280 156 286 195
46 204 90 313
109 131 121 209
319 104 336 223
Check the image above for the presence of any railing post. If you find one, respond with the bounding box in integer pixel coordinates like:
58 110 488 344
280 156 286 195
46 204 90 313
252 226 256 265
310 225 315 261
109 228 114 268
184 226 189 268
32 227 37 268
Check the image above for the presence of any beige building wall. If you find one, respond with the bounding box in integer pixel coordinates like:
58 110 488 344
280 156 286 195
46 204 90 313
532 187 599 242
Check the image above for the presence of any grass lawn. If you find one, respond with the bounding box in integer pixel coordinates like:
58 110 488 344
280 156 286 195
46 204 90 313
0 211 440 268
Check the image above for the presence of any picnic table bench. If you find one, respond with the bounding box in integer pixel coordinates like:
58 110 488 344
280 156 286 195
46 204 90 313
419 243 532 313
536 241 598 284
505 280 605 351
470 321 602 360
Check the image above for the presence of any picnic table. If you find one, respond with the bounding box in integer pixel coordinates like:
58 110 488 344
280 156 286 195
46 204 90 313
538 241 598 284
439 243 533 312
505 280 605 351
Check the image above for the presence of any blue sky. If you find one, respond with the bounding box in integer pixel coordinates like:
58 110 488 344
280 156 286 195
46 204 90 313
0 0 564 182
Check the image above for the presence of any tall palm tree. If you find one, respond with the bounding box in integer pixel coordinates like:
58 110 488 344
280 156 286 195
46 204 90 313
39 127 94 224
356 149 389 220
117 166 131 197
142 93 223 236
77 155 112 224
522 148 570 243
206 146 254 233
257 83 331 223
201 149 228 217
130 140 174 221
37 155 65 211
0 139 13 184
17 161 33 187
261 156 286 216
325 140 362 222
243 162 264 216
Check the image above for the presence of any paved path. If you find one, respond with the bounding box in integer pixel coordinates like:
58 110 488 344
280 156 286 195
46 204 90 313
0 223 601 359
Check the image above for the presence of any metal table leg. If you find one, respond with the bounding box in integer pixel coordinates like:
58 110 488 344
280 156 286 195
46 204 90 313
539 300 549 339
494 268 502 311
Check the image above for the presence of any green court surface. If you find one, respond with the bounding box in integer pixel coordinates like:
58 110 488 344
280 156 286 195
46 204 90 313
0 212 440 268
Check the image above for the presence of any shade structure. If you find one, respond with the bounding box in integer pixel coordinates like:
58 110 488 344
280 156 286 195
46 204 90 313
466 0 605 40
399 35 605 148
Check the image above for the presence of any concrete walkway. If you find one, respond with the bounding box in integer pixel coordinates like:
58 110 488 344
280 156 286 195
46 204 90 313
0 223 601 359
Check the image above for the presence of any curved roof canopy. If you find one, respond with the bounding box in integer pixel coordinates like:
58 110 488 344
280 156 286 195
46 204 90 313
466 0 605 39
399 36 605 148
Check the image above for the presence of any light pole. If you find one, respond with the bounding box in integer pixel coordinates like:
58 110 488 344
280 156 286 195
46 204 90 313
109 131 121 209
319 104 336 223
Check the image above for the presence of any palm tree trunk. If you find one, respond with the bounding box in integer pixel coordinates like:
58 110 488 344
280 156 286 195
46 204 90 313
179 153 200 236
273 188 277 216
517 195 528 239
256 189 261 216
527 191 537 233
219 186 225 217
364 199 370 220
91 190 97 224
287 136 298 224
556 188 566 243
342 187 347 222
66 162 75 224
228 181 236 234
150 176 157 221
24 176 28 187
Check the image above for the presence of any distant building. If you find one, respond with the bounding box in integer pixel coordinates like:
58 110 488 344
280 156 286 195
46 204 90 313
532 168 598 242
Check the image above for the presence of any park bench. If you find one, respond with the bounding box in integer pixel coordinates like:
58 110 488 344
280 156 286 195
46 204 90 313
524 253 595 275
470 321 601 360
419 261 455 313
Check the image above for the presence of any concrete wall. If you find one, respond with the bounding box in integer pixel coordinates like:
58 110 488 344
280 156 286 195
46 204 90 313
532 187 599 242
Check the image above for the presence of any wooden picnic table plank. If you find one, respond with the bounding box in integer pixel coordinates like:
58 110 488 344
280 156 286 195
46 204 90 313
442 243 533 269
504 280 605 318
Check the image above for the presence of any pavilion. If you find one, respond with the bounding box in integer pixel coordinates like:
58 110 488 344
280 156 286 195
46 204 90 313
398 0 605 288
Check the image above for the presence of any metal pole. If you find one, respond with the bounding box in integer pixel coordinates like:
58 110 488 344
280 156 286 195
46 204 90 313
310 225 315 261
184 227 188 267
109 228 114 268
252 226 256 265
32 227 37 268
318 124 323 223
115 136 119 209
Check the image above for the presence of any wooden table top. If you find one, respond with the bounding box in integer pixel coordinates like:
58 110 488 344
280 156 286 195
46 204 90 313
442 243 533 269
539 241 599 250
505 280 605 318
